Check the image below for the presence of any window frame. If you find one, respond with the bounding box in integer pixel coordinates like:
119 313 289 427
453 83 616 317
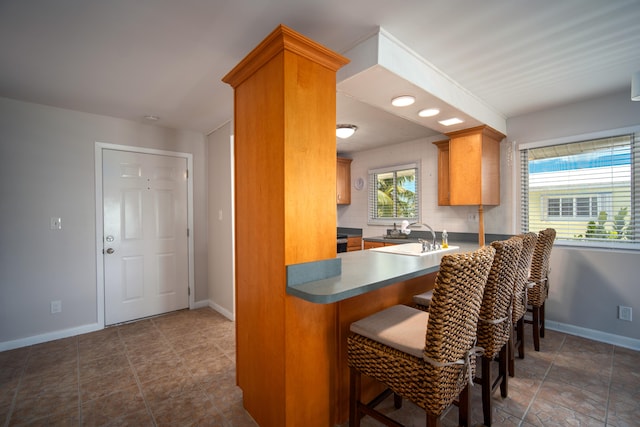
544 194 605 220
518 125 639 251
367 162 420 226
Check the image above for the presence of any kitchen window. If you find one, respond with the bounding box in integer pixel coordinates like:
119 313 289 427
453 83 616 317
368 163 419 225
520 128 639 249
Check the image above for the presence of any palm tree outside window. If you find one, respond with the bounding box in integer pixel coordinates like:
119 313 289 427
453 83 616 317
368 163 419 225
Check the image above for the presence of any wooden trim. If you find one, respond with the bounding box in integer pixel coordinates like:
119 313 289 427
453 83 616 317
223 24 349 88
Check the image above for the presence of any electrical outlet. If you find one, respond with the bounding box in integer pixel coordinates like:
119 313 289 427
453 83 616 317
467 213 478 223
50 300 62 314
618 305 632 321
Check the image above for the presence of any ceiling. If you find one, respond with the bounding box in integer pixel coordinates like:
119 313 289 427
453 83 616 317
1 0 639 154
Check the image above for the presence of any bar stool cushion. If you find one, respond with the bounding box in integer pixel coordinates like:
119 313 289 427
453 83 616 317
350 305 429 359
412 290 434 309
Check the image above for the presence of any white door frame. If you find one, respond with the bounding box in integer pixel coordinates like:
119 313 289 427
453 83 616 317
95 142 195 328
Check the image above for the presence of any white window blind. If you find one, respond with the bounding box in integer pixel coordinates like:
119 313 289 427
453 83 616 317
520 131 639 249
368 163 419 225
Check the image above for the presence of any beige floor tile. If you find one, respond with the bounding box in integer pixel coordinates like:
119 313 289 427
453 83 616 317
148 388 224 426
11 382 79 425
81 386 147 426
80 366 138 402
139 366 200 406
607 387 640 427
79 352 131 380
524 395 605 426
3 307 637 427
534 377 608 422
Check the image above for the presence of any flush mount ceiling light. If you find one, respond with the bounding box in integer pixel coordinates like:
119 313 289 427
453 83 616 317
336 124 358 139
418 108 440 117
391 95 415 107
632 71 640 101
438 117 464 126
144 115 160 121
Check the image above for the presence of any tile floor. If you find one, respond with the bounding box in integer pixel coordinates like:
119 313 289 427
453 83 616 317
1 307 638 426
343 325 640 427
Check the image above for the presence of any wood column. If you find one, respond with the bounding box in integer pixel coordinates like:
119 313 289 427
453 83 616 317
222 25 348 427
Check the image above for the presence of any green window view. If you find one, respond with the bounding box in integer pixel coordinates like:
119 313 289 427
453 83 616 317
521 133 638 248
368 164 419 224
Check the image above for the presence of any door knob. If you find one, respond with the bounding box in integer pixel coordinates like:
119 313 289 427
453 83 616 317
106 248 115 254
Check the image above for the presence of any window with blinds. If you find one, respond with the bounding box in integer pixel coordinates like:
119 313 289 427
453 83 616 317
368 163 419 225
520 131 639 249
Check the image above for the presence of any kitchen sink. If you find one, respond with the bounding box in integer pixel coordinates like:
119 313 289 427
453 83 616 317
368 243 459 257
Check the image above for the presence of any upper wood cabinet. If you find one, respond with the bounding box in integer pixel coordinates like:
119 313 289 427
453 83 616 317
433 125 505 206
432 140 450 206
337 157 352 205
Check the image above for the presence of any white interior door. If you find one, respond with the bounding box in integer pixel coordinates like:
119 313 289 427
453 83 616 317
102 149 189 325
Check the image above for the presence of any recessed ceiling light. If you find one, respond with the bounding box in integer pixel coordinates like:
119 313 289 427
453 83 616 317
391 95 415 107
418 108 440 117
336 124 358 139
438 118 464 126
144 115 160 121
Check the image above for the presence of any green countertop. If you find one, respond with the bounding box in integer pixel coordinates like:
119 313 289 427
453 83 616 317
286 242 479 304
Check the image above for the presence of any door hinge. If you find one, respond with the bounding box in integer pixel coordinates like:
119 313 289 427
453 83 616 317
186 169 189 179
187 228 190 237
188 287 191 296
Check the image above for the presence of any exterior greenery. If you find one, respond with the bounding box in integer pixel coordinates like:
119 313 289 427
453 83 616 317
374 168 417 220
581 207 630 240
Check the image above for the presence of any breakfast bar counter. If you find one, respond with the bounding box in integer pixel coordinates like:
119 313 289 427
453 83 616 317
284 241 479 424
286 242 478 303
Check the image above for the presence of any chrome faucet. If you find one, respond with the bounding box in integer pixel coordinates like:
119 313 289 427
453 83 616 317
410 222 439 252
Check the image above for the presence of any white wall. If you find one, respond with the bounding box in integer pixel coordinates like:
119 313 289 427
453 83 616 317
508 89 640 346
206 123 235 319
337 134 514 238
0 97 208 349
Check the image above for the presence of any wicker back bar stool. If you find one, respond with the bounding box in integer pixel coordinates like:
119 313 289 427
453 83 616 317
509 232 538 377
475 237 522 427
525 228 556 351
347 246 496 427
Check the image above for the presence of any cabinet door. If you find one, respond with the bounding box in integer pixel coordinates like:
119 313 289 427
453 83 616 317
436 126 504 206
336 157 352 205
363 241 384 249
347 236 362 251
433 140 450 206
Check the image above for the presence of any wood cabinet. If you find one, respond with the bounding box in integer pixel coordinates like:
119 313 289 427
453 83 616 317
347 236 362 251
363 240 399 249
363 240 383 249
433 140 450 205
336 157 352 204
433 125 505 206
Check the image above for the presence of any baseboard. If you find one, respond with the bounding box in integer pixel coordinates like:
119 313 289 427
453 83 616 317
1 302 236 353
0 323 102 352
208 300 234 321
192 299 210 309
546 320 640 351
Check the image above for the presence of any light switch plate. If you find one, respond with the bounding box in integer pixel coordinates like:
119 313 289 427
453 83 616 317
50 217 62 230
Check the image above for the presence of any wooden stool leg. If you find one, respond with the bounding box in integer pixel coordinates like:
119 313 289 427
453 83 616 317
393 393 402 409
481 355 492 427
540 301 546 337
459 383 470 427
349 367 361 427
508 331 515 378
517 317 525 358
533 306 541 351
499 344 508 398
426 413 442 427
